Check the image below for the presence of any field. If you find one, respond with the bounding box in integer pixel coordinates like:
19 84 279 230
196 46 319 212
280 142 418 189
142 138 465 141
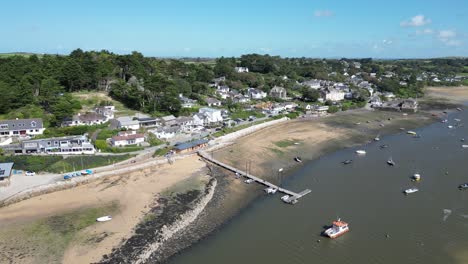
0 52 44 58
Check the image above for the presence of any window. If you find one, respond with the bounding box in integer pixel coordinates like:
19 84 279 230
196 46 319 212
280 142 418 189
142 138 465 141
31 121 37 128
0 124 8 129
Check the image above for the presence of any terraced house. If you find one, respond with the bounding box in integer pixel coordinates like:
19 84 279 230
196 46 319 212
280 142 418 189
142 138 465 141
0 118 45 138
17 135 96 155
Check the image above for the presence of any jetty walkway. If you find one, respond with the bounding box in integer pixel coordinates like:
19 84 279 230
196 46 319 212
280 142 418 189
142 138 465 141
198 151 311 204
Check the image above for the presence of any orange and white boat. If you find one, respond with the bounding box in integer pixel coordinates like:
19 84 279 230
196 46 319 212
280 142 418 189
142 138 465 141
324 219 349 238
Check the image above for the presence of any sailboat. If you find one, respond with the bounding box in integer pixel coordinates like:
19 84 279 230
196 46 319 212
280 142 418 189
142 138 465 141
387 157 395 166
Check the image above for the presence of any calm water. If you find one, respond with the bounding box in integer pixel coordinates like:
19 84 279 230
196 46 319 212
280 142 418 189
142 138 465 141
168 111 468 264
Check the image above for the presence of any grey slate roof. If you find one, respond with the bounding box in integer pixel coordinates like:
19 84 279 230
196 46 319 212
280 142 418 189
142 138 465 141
0 163 14 178
0 118 43 132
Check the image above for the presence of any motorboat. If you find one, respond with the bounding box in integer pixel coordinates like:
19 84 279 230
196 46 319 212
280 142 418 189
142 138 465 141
355 150 366 155
448 125 454 129
294 157 302 163
264 187 277 194
462 145 468 148
459 183 468 190
342 159 353 165
374 137 380 141
387 158 395 166
281 195 297 204
412 174 421 181
96 216 112 222
380 144 389 149
404 188 419 194
407 131 417 135
457 107 463 111
323 219 349 239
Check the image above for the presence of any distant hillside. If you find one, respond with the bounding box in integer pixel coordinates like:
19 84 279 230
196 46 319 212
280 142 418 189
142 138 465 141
0 52 45 58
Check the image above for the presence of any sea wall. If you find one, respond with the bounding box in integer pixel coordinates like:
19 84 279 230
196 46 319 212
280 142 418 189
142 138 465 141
0 154 192 207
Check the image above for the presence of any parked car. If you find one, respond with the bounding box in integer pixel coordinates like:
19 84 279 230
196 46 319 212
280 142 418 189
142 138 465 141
25 171 36 176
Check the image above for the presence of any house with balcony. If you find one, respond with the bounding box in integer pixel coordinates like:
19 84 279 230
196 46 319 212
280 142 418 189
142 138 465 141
19 135 96 155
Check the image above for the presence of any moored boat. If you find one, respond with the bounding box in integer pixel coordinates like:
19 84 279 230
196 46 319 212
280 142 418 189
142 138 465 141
355 150 366 155
462 145 468 148
323 219 349 239
387 157 395 166
459 183 468 190
342 159 353 165
407 131 417 135
294 156 302 163
265 187 277 194
412 173 421 181
404 188 419 194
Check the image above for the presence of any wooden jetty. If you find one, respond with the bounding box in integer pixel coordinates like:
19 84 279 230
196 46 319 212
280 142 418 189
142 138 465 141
198 151 311 204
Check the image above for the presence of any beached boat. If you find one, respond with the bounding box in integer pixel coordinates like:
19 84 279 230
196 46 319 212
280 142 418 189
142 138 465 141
294 157 302 163
97 216 112 222
459 183 468 190
265 187 277 194
387 157 395 166
355 150 366 155
342 159 353 165
404 188 419 194
323 219 349 239
407 131 417 135
412 174 421 181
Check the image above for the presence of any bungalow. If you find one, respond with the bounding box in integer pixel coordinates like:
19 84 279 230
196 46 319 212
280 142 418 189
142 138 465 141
270 86 287 99
62 112 107 127
179 94 197 108
205 97 222 107
0 118 45 138
247 88 267 100
117 116 140 130
234 67 249 73
95 106 115 120
111 132 145 147
174 139 209 154
20 135 96 155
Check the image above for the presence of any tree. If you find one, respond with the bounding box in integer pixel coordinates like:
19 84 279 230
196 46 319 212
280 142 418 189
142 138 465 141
301 87 320 101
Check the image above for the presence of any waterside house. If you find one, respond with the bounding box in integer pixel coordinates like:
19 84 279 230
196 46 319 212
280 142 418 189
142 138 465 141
174 139 209 154
111 131 145 147
0 118 45 138
15 135 96 155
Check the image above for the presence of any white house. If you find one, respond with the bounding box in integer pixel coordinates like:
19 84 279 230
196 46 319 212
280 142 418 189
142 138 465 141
111 131 145 147
116 116 140 130
62 112 108 127
95 106 115 120
151 126 179 139
247 88 267 100
0 118 45 138
302 80 321 89
234 67 249 73
179 94 197 108
195 108 223 126
322 88 345 102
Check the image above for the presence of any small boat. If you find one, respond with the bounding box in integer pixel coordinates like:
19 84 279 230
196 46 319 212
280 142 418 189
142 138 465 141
459 183 468 190
264 187 277 194
374 137 380 141
280 195 297 204
454 118 461 122
448 125 454 129
294 142 300 145
97 216 112 222
380 144 389 149
462 145 468 148
342 159 353 165
294 157 302 163
461 138 465 142
412 174 421 181
278 168 284 172
407 131 417 135
355 150 366 155
323 219 350 239
441 119 448 123
404 188 419 194
457 107 463 111
402 113 408 116
244 178 254 184
399 128 405 131
387 158 395 166
355 122 361 125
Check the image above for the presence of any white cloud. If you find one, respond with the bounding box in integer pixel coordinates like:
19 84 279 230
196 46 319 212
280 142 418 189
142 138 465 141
314 10 334 17
382 39 393 45
415 28 433 35
259 47 272 53
400 15 431 27
445 40 462 46
438 30 456 39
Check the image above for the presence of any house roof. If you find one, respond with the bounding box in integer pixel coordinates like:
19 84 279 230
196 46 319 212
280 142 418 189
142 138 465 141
112 133 145 141
174 139 209 151
0 118 43 132
205 97 221 104
161 115 176 122
0 162 14 178
77 112 107 122
117 116 139 126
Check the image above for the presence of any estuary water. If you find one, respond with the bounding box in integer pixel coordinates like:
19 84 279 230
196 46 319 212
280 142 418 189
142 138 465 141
168 111 468 264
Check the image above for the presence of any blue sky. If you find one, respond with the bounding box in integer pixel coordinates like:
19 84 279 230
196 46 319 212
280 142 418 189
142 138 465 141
1 0 467 58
